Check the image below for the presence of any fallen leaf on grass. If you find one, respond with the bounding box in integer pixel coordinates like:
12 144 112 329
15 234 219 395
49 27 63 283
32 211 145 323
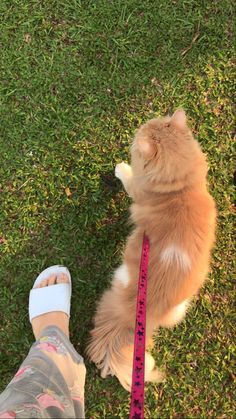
23 33 32 43
65 187 72 197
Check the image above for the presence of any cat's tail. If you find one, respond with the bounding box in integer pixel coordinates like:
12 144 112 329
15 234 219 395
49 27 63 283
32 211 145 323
86 286 164 391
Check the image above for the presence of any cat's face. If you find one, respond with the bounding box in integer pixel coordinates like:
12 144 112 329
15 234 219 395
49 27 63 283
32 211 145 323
131 109 204 190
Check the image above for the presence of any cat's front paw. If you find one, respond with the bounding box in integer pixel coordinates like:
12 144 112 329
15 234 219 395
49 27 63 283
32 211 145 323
115 162 132 182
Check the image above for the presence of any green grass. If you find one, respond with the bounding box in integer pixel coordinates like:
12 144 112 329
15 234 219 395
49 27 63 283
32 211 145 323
0 0 235 417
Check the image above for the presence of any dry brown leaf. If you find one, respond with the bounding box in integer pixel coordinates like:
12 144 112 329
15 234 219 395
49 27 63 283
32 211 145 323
65 187 72 197
23 33 32 43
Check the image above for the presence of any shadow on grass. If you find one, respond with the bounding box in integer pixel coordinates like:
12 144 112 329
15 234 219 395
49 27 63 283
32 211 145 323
0 171 130 387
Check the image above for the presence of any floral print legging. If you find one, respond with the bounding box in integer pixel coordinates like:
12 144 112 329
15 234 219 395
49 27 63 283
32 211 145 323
0 327 86 418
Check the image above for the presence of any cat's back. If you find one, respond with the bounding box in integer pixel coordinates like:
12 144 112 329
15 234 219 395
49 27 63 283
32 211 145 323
130 187 216 246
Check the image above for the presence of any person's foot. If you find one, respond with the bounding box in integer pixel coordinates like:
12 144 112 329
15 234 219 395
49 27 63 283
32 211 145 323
31 272 70 339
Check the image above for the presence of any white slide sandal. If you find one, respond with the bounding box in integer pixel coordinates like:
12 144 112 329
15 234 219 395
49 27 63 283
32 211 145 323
29 265 72 323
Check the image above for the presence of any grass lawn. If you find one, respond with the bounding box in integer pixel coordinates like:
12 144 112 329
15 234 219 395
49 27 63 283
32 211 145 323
0 0 235 417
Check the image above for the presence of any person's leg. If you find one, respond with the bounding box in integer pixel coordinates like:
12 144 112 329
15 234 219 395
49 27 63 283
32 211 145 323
0 268 86 419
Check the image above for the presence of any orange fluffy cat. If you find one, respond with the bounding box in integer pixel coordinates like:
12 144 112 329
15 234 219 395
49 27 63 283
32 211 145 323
87 109 216 391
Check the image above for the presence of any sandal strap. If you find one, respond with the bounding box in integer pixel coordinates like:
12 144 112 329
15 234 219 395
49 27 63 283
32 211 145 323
29 283 71 322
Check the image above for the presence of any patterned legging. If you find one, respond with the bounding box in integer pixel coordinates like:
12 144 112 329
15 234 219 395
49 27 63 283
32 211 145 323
0 327 86 418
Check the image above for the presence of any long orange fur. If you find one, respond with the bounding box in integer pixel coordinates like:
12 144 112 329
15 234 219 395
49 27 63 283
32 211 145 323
87 109 217 391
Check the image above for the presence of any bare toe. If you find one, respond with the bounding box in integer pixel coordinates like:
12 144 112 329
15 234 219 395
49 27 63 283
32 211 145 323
35 274 56 288
47 274 57 286
57 272 69 284
36 278 47 288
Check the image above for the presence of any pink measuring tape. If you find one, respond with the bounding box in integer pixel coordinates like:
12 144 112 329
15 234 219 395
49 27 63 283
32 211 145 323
130 233 150 419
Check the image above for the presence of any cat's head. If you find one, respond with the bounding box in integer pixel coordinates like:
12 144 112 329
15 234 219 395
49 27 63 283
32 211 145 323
131 109 207 192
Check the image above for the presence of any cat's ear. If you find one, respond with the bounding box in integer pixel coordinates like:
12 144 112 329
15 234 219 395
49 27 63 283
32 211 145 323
171 109 187 129
136 136 156 160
